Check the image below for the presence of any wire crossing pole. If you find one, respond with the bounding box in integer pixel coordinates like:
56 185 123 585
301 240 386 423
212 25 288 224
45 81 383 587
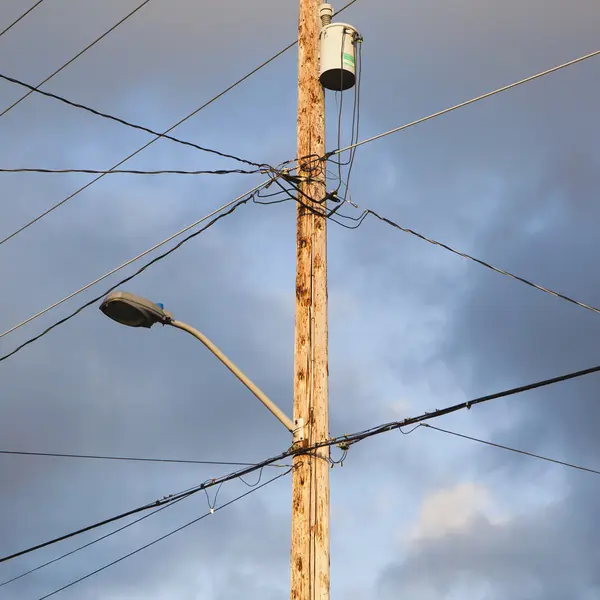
291 0 329 599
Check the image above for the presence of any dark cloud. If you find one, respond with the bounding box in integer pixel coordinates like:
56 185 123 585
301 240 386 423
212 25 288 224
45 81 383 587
1 0 599 598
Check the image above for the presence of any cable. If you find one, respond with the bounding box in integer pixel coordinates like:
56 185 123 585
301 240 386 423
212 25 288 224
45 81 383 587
0 179 271 364
421 423 600 477
0 0 46 39
0 448 289 468
1 451 290 565
332 361 600 450
0 178 275 340
0 72 268 169
0 167 262 175
0 0 359 247
326 48 600 159
36 469 291 600
266 181 600 316
341 39 362 203
363 207 600 317
0 0 152 119
0 482 198 588
5 356 600 566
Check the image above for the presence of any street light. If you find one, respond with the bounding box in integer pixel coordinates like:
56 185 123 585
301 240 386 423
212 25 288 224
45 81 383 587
100 291 304 442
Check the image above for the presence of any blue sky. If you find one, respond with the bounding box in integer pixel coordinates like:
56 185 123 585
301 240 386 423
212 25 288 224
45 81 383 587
1 1 599 598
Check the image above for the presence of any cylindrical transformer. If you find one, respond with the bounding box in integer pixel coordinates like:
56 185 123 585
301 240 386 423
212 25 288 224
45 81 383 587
319 22 359 92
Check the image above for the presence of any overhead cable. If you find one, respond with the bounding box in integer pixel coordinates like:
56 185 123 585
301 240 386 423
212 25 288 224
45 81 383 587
0 481 199 588
0 0 359 247
0 179 270 364
332 362 600 449
0 0 152 119
364 207 600 316
0 448 289 467
0 0 46 39
265 182 600 316
421 424 600 477
326 48 600 158
0 167 262 175
0 72 268 169
0 452 288 565
37 469 292 600
5 357 600 565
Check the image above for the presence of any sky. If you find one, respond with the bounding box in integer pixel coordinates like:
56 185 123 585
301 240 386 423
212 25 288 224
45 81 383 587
0 0 599 598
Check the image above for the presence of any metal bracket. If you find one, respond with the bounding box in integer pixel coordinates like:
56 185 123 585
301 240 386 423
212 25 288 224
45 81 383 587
293 417 306 444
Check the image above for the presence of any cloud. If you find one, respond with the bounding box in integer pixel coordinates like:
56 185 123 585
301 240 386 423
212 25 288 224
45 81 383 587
1 0 600 598
407 482 504 542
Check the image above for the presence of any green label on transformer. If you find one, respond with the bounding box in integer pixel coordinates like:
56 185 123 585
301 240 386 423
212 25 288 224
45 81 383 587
343 53 355 66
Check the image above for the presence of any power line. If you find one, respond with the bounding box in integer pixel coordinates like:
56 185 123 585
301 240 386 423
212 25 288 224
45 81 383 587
263 182 600 316
0 72 269 169
0 0 46 39
421 423 600 477
0 451 290 565
5 356 600 566
0 0 152 119
0 0 359 248
0 177 275 340
363 207 600 317
332 362 600 450
0 167 262 175
0 448 289 467
0 482 197 588
325 48 600 159
36 469 292 600
0 179 270 365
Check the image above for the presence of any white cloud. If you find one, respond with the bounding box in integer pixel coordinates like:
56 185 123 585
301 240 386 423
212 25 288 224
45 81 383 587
407 482 506 542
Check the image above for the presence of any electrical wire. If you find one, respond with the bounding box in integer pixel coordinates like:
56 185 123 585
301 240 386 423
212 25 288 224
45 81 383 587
0 72 268 170
273 178 368 229
332 361 600 450
5 357 600 567
0 179 270 365
325 48 600 159
0 0 360 247
0 481 198 588
36 469 292 600
264 180 600 316
0 178 274 340
1 452 291 565
0 0 46 39
341 39 362 203
0 0 152 119
0 448 289 468
421 423 600 477
363 207 600 316
0 167 262 175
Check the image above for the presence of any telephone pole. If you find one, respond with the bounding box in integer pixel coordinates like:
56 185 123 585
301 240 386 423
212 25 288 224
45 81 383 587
290 0 329 598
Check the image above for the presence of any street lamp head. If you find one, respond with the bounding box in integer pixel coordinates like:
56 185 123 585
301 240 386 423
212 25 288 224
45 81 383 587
99 291 169 328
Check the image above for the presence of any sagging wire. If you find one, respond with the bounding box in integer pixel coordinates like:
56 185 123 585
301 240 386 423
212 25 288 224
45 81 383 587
327 29 363 205
279 177 369 229
329 445 349 467
239 465 266 487
398 424 423 435
203 479 225 514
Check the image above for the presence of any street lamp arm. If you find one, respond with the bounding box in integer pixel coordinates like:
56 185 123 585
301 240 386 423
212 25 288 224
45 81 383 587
168 319 297 436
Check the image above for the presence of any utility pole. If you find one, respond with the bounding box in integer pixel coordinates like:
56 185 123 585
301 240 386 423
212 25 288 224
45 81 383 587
290 0 329 599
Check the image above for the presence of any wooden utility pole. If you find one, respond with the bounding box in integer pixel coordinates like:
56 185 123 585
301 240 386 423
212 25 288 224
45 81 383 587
291 0 329 599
